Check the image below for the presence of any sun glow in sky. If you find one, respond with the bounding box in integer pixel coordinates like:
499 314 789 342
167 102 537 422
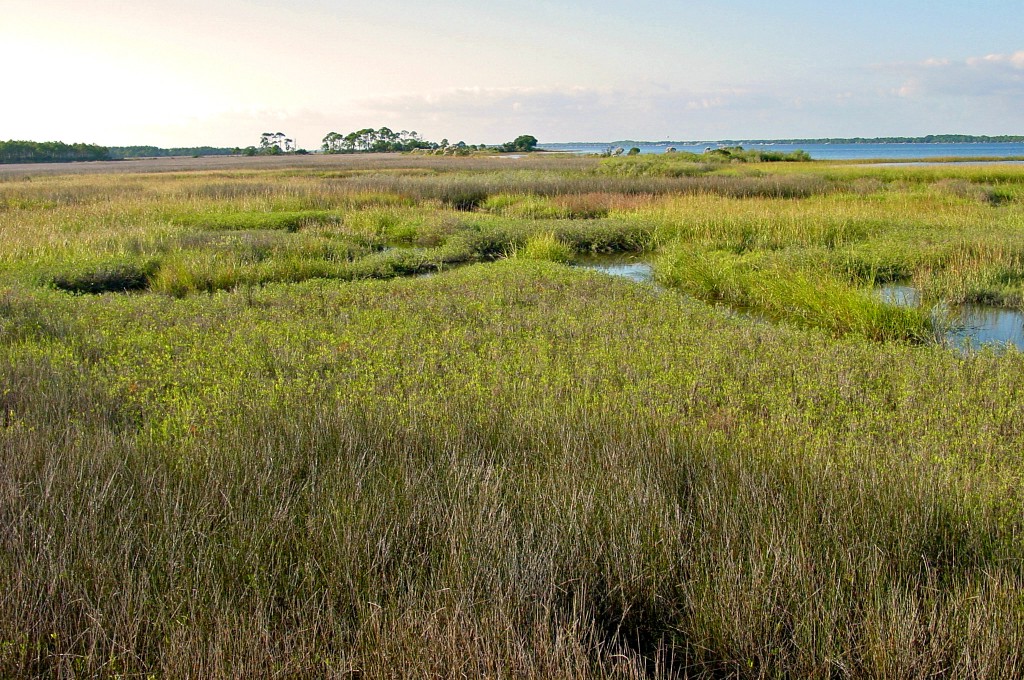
4 0 1024 147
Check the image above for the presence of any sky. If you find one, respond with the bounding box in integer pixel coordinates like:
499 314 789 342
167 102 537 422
3 0 1024 147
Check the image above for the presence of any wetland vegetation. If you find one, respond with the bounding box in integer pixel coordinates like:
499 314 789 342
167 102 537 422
2 153 1024 677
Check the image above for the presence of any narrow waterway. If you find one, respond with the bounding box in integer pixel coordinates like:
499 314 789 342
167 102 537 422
576 258 1024 351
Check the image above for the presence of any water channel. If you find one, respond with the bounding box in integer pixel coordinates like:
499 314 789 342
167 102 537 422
576 257 1024 351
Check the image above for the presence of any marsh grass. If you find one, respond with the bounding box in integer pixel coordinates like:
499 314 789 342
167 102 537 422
148 244 474 296
4 158 1024 677
511 232 575 263
3 264 1024 678
169 208 342 232
4 161 1023 309
657 245 939 342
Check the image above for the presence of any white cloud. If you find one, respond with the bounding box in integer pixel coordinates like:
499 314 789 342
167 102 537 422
965 52 1024 68
894 50 1024 99
356 85 769 142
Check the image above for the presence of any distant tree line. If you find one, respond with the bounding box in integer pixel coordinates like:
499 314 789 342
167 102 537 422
237 132 305 156
320 128 539 155
1 129 544 164
109 146 237 159
0 140 110 164
0 141 245 164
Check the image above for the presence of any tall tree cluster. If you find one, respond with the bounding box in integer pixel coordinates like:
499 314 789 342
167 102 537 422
260 132 295 154
321 127 434 153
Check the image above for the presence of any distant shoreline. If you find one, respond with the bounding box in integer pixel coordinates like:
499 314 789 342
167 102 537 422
6 146 1024 176
553 136 1024 146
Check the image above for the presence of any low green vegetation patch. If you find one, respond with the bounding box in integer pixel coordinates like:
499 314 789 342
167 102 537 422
704 145 812 162
656 245 938 342
169 209 341 232
512 232 574 262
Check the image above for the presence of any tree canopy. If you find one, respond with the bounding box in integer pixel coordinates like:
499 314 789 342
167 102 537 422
321 128 434 154
499 135 539 152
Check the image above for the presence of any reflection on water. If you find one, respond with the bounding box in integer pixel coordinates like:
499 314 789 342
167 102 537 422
877 285 920 307
878 285 1024 351
575 256 654 284
948 305 1024 350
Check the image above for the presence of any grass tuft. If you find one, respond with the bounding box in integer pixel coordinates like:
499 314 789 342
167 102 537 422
512 232 575 263
657 245 939 342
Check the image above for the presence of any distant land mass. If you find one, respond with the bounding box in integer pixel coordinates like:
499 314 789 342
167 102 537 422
604 135 1024 146
5 135 1024 165
734 135 1024 145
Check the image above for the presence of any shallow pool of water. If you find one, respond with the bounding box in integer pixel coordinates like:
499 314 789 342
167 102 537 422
877 285 921 307
947 305 1024 350
574 256 654 284
878 285 1024 351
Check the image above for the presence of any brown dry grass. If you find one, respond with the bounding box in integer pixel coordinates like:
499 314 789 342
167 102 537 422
0 152 597 179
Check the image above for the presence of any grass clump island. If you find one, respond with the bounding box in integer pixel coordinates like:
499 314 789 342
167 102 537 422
3 152 1024 677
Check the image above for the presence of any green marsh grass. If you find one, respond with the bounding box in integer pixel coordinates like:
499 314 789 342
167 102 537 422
168 208 342 232
655 245 939 342
3 157 1024 676
3 263 1024 677
512 232 575 263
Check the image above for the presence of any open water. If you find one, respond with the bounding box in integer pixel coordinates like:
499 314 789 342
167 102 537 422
541 141 1024 161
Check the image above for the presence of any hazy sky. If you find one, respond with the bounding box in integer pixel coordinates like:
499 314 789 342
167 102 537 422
4 0 1024 147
